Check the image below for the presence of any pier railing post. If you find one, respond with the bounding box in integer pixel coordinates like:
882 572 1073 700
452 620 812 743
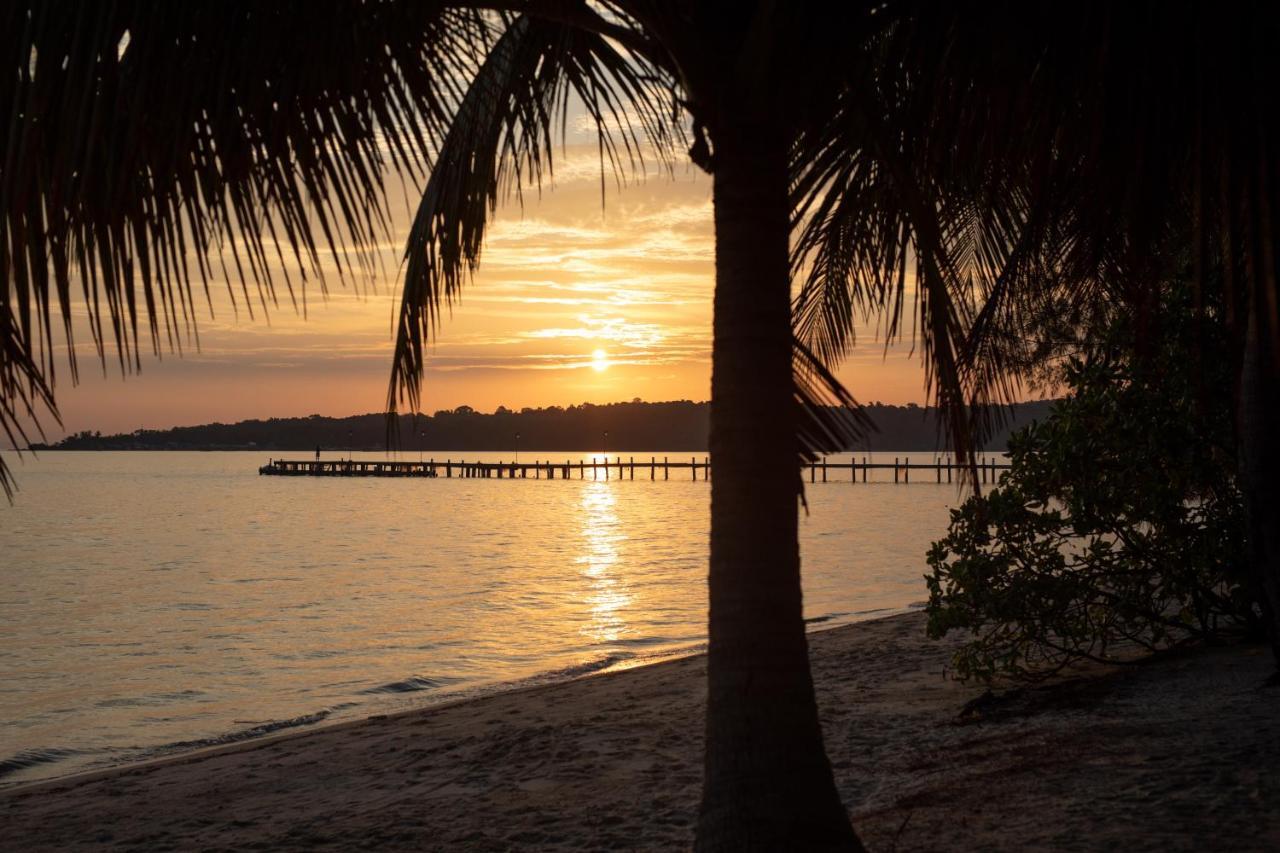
691 456 697 481
905 456 909 483
894 457 899 483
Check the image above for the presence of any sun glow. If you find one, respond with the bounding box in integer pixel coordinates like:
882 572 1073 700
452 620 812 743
591 348 609 372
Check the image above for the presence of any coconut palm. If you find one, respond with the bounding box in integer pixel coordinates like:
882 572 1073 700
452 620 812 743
811 2 1280 665
5 2 1280 850
2 4 878 847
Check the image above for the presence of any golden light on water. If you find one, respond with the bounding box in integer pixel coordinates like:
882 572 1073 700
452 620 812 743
577 481 630 643
591 348 609 372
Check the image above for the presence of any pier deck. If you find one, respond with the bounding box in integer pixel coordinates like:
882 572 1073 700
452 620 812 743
259 456 1011 484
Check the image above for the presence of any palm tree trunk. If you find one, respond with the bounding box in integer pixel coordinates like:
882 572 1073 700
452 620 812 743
1238 299 1280 666
695 121 863 852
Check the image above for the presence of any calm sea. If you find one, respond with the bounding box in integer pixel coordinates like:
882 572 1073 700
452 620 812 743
0 449 981 785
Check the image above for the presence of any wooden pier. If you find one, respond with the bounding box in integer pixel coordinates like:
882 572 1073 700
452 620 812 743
259 456 1012 484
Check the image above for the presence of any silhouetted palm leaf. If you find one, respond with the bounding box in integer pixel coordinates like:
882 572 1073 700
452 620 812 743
0 1 501 496
7 1 1277 499
792 2 1280 487
386 11 677 422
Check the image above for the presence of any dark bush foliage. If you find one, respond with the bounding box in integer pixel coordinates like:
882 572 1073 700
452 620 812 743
926 293 1257 682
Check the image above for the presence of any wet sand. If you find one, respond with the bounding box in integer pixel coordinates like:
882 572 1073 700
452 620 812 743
3 612 1278 851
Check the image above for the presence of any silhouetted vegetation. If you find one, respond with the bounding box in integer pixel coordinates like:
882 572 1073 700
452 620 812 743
9 4 1280 847
32 399 1053 454
927 287 1258 682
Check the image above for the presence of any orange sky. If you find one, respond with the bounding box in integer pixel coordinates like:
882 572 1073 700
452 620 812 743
35 134 937 439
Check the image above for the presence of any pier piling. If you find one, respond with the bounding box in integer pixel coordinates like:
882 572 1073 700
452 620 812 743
258 456 1010 482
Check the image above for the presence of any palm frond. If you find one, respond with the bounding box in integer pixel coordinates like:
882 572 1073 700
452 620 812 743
0 301 58 497
793 336 874 458
791 85 983 473
792 1 1280 487
386 11 677 424
793 335 874 507
1 1 492 494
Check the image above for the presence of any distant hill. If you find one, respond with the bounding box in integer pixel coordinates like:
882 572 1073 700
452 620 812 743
33 399 1056 453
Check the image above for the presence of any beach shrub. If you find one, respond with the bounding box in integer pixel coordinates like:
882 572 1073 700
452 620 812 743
925 293 1258 682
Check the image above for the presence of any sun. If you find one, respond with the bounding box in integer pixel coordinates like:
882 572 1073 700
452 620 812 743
591 349 609 372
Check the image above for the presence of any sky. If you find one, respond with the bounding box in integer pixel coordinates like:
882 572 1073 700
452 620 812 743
33 126 938 439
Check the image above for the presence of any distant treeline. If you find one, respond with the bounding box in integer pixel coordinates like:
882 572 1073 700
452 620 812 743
34 399 1055 453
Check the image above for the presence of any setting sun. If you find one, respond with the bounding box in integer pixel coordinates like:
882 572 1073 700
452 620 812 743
591 348 609 372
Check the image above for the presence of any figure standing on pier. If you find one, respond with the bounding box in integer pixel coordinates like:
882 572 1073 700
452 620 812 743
315 444 321 461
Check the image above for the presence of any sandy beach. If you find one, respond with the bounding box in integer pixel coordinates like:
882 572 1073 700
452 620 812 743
3 611 1278 851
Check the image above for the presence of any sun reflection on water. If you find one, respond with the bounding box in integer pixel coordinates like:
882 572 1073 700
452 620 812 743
576 481 631 644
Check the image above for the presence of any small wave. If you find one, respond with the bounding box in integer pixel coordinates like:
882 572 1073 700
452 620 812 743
540 652 634 681
609 635 677 649
328 702 361 712
0 747 85 780
361 675 459 695
95 689 206 709
3 706 357 786
146 711 331 756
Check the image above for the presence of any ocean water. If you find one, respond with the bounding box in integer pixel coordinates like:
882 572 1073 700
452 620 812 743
0 449 982 785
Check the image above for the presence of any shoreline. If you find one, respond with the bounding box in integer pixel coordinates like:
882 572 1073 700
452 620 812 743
1 606 912 792
4 610 1278 850
0 639 709 794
